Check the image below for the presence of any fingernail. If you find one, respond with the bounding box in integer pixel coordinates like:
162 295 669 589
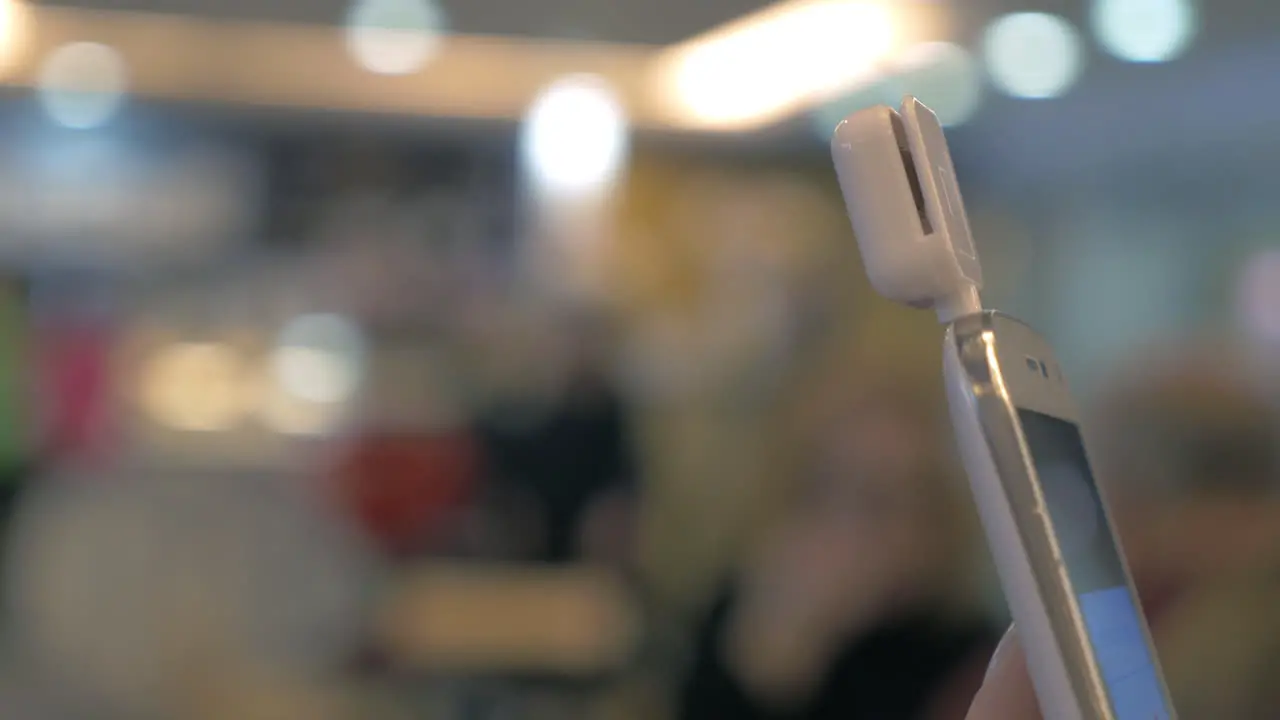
984 625 1015 683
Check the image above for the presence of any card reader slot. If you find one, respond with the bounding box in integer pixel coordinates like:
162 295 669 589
890 109 933 236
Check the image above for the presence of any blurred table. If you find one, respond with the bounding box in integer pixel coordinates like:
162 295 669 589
377 561 641 677
376 562 651 719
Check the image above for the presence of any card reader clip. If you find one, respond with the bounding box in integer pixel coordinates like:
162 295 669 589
831 96 983 323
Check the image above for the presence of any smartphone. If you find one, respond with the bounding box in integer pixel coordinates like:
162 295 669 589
944 310 1176 720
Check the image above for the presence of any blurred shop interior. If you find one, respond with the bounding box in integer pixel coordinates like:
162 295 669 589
0 0 1278 717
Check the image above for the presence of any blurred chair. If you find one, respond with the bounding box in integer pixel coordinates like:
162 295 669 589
2 471 380 720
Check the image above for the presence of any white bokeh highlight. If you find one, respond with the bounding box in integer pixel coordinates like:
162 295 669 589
1092 0 1197 63
271 313 366 405
521 74 629 199
983 13 1084 100
38 42 128 129
345 0 446 75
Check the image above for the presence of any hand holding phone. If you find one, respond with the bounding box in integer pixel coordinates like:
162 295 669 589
968 627 1041 718
830 97 1177 720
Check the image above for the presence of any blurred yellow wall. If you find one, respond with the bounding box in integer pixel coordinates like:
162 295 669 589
610 153 941 616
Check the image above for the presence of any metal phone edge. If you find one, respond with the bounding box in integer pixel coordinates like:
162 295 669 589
948 310 1116 719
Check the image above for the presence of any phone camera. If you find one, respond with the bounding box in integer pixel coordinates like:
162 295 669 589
1026 356 1049 378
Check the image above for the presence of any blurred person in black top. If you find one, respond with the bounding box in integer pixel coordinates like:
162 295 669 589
680 379 998 720
475 310 638 565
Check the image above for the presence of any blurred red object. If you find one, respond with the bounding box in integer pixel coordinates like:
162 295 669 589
332 431 481 558
37 321 114 464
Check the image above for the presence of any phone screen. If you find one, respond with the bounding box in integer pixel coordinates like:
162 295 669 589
1018 409 1172 720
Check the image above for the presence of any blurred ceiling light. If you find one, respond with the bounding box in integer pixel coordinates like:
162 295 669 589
653 0 897 130
38 41 128 129
345 0 446 75
895 42 982 127
0 0 31 76
0 0 15 46
140 342 246 432
1237 249 1280 345
272 314 365 405
983 12 1083 100
521 74 629 198
1091 0 1196 63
